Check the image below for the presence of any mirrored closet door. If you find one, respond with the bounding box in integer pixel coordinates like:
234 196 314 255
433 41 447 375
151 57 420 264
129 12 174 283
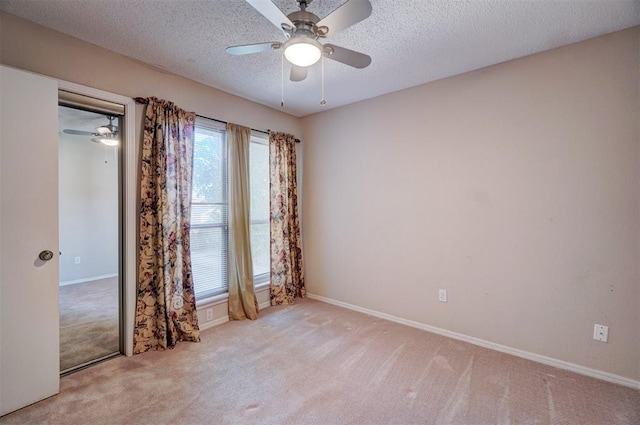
57 99 123 373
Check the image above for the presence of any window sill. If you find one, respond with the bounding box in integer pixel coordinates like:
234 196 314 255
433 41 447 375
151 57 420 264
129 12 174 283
196 281 270 308
196 292 228 308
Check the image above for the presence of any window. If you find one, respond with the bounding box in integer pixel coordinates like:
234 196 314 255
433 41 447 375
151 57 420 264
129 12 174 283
190 120 270 300
190 120 228 299
250 135 270 284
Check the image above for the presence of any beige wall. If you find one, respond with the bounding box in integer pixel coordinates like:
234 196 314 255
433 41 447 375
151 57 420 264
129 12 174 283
301 27 640 381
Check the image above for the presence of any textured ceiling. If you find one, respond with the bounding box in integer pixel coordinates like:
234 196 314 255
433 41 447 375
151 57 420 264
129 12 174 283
2 0 639 117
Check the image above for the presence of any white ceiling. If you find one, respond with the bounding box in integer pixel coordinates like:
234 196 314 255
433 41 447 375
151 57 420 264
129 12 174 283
2 0 639 117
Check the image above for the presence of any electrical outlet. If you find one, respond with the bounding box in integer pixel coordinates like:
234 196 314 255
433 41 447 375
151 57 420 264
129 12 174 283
438 289 447 303
74 256 81 264
206 308 214 322
593 324 608 342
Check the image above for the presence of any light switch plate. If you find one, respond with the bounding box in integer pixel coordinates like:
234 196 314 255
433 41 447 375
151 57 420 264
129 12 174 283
438 289 447 303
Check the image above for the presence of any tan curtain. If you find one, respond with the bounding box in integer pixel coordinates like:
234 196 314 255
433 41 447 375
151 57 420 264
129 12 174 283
269 131 305 305
133 97 200 353
227 123 259 320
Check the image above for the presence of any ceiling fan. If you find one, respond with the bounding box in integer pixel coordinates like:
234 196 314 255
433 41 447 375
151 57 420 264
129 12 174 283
62 116 119 146
227 0 372 82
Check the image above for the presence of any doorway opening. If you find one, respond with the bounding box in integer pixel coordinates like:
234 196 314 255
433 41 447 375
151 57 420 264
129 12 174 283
57 99 124 373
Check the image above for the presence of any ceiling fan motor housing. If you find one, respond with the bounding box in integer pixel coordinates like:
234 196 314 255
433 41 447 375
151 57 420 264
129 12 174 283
283 10 327 40
282 7 327 67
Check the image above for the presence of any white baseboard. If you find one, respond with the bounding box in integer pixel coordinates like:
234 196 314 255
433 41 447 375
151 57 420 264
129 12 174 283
199 315 229 331
306 293 640 390
59 273 118 286
259 300 271 310
199 299 272 331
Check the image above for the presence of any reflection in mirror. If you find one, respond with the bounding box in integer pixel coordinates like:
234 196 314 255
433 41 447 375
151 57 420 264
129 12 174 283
58 105 121 373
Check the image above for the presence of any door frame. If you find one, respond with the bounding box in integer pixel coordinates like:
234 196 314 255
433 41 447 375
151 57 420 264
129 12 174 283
58 80 136 356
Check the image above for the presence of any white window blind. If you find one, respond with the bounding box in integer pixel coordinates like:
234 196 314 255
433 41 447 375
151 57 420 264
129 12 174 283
190 120 228 299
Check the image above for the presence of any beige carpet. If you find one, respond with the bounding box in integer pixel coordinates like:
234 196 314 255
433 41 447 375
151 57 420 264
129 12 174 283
59 277 120 371
3 298 639 424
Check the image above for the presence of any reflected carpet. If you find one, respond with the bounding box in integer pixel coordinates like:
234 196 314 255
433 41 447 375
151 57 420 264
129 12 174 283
59 277 119 371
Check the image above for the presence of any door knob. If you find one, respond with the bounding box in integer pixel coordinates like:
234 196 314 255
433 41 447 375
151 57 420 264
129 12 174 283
39 250 54 261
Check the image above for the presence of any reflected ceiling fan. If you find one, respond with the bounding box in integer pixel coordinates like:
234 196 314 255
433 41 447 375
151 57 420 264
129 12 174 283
227 0 372 82
62 116 119 146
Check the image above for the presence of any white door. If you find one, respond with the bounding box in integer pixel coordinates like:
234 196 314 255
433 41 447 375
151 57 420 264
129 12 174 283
0 66 60 416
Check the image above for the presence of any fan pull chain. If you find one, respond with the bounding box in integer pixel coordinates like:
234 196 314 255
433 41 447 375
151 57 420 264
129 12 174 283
281 51 285 107
320 53 326 106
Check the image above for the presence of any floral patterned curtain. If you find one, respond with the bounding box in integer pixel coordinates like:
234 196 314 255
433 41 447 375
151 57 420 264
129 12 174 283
134 97 200 354
269 131 305 305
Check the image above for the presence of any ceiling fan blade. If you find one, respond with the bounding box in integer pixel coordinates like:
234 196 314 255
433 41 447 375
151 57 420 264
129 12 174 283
62 129 96 136
246 0 294 31
316 0 372 37
290 65 308 82
226 42 281 55
324 44 371 69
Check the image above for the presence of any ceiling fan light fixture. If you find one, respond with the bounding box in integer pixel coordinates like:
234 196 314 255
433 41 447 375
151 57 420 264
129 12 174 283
92 134 119 146
284 38 322 67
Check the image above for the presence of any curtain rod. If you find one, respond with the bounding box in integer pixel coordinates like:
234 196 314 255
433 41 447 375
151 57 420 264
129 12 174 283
134 97 300 143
